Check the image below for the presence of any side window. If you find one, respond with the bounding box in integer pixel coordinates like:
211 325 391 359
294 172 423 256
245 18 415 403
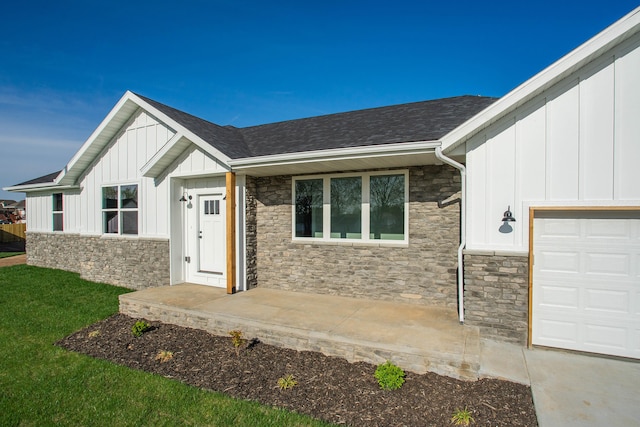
52 193 63 231
102 184 138 235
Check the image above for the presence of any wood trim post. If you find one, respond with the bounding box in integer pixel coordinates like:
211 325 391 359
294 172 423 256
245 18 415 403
226 172 236 294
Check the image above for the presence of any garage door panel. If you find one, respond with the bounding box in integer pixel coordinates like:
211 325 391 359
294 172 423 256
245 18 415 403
537 250 580 273
536 283 579 309
533 213 640 359
537 218 580 237
585 218 632 238
584 323 629 350
585 252 630 276
536 318 579 345
585 289 630 314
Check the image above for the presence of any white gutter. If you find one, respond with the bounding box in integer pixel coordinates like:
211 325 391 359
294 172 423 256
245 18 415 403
228 140 441 169
435 146 466 324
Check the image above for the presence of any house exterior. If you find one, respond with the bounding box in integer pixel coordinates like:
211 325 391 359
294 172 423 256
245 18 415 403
6 7 639 360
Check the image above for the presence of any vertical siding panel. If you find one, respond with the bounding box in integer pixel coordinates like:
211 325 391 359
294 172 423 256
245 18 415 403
614 40 640 200
580 58 614 200
485 121 516 247
547 81 580 200
466 135 487 248
517 101 547 202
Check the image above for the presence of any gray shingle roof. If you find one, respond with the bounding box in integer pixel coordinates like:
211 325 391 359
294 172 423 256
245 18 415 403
15 171 60 186
239 95 496 157
12 94 497 188
139 94 496 159
135 93 252 159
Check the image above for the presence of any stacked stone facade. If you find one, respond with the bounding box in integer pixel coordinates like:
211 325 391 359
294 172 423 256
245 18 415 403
253 165 462 307
245 176 258 289
463 252 529 344
26 232 170 290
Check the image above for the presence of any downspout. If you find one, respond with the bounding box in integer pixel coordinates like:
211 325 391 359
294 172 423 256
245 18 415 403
435 146 466 324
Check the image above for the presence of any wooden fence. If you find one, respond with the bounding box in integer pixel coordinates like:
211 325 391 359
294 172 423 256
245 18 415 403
0 223 26 243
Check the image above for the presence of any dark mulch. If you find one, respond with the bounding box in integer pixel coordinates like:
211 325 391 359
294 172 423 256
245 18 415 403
56 314 538 427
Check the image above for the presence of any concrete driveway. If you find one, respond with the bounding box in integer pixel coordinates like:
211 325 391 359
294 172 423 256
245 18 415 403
480 339 640 426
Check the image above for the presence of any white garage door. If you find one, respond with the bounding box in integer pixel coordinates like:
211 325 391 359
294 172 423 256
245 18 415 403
532 210 640 359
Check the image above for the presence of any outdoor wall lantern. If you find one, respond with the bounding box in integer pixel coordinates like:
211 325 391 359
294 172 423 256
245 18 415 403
179 192 192 202
501 206 516 222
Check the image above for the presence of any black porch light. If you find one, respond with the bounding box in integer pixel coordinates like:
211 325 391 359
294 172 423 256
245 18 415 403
502 205 516 222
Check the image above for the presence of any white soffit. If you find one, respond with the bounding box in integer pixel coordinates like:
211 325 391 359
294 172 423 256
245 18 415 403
229 141 441 176
441 6 640 153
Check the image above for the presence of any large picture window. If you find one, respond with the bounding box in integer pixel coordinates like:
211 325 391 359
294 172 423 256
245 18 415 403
52 193 63 231
293 171 407 243
102 184 138 235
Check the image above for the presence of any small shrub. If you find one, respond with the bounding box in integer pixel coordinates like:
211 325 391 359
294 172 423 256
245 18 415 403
229 330 246 356
131 320 151 337
277 374 298 390
88 330 100 338
374 361 405 390
451 407 474 426
155 350 174 363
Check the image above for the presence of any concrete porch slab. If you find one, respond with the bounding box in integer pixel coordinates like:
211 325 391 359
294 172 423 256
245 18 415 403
119 284 481 380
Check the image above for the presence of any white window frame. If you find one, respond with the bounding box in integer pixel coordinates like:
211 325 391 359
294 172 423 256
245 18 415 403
52 193 63 232
292 170 409 244
101 183 139 235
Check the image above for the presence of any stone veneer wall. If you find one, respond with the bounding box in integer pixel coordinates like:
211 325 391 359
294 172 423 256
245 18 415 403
463 252 529 344
245 176 258 289
254 165 461 307
26 232 170 290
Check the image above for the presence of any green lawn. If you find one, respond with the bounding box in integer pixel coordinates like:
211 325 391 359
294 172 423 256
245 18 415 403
0 252 24 259
0 265 330 426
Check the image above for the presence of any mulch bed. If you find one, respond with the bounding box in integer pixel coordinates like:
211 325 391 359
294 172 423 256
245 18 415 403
56 314 538 426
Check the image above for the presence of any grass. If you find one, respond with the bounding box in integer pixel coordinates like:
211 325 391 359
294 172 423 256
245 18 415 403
0 265 331 426
0 251 24 259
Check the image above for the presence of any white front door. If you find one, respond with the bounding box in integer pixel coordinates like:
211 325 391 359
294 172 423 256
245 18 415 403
532 211 640 359
185 191 226 287
199 194 226 274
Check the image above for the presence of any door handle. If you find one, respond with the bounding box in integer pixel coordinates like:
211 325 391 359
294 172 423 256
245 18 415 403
199 230 202 239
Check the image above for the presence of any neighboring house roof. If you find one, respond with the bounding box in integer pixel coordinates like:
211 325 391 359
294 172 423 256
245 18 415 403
441 6 640 152
15 171 61 187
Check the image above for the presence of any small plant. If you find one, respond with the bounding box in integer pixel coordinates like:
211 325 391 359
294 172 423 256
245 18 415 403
374 361 405 390
88 330 100 338
277 374 298 390
451 407 474 426
131 320 151 337
155 350 174 363
229 330 246 356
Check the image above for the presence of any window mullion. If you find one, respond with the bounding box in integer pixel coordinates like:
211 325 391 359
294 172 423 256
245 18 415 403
323 178 330 240
362 175 370 241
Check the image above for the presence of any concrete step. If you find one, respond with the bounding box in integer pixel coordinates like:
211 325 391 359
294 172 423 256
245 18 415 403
119 285 481 380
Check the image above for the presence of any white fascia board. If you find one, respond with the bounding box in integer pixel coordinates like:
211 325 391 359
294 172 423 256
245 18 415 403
441 6 640 153
140 132 186 177
228 141 441 169
58 92 140 185
3 183 80 193
127 92 232 166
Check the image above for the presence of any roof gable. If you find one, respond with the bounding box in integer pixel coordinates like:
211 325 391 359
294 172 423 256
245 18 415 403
441 6 640 152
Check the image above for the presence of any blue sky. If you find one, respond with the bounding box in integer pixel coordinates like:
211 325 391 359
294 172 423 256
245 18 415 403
1 1 637 201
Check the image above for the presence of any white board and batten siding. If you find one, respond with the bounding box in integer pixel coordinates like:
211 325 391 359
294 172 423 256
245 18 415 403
465 32 640 359
27 110 176 236
465 32 640 253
